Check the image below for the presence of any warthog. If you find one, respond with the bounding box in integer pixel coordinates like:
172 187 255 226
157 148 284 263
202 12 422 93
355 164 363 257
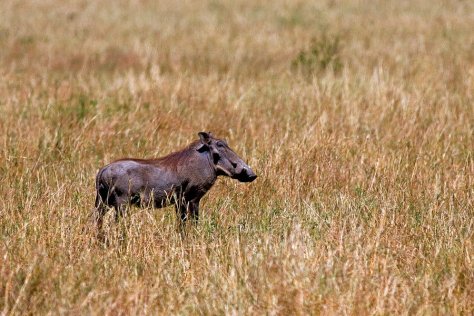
94 132 257 233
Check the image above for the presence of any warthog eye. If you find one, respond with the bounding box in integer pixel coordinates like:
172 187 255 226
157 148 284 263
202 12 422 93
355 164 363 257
217 141 224 147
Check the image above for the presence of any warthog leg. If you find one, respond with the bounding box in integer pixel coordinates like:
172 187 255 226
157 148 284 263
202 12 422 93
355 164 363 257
113 195 130 223
189 200 199 224
175 199 200 234
94 193 109 242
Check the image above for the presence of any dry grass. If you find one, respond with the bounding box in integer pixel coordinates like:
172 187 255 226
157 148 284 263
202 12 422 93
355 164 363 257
1 0 473 314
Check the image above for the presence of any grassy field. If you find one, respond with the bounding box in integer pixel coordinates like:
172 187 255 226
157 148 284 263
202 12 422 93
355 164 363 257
1 0 473 314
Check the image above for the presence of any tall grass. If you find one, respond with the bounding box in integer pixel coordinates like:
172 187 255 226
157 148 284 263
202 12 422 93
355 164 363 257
0 0 473 314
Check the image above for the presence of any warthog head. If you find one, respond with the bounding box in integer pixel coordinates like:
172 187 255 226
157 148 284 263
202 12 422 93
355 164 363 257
197 132 257 182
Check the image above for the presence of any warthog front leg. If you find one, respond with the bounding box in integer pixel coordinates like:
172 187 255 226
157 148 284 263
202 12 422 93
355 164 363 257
189 200 199 224
175 199 200 233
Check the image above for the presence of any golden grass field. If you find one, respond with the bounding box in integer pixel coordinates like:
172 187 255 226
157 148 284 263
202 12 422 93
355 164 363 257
1 0 473 314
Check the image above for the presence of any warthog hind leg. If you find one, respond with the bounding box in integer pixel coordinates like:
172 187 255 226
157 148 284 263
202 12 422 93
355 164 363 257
94 193 109 242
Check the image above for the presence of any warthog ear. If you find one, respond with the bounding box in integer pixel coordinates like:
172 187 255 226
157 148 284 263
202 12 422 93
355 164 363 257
197 132 212 152
198 132 212 144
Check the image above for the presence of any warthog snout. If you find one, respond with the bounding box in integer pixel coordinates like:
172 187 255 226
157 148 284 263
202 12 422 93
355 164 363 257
243 168 257 182
234 164 257 182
